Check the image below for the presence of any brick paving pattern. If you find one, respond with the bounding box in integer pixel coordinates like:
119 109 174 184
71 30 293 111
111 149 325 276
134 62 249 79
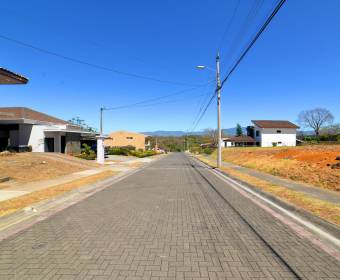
0 153 339 279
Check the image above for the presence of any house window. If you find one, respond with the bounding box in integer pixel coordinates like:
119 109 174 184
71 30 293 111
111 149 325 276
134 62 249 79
255 131 260 137
277 130 281 133
126 137 133 140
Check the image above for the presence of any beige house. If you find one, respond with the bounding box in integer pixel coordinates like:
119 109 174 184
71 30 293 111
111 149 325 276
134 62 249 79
104 131 148 150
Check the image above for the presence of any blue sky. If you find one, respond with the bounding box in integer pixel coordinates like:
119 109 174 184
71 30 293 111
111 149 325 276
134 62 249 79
1 0 339 133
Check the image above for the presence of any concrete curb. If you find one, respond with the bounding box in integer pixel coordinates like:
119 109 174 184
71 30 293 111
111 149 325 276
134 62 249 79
0 154 167 242
194 156 340 239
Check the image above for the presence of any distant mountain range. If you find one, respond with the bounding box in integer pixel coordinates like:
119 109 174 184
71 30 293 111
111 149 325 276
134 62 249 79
143 128 313 137
143 127 247 137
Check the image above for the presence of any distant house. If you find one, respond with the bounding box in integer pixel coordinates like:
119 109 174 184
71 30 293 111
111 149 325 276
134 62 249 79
248 120 299 147
0 68 28 84
0 107 95 153
104 131 148 150
222 135 255 148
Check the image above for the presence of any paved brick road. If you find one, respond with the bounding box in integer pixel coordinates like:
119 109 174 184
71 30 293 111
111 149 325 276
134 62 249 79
0 153 339 279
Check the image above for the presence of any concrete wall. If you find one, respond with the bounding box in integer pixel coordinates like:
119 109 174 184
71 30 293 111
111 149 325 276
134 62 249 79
28 125 46 152
65 133 81 154
104 131 146 150
255 126 297 147
8 124 33 148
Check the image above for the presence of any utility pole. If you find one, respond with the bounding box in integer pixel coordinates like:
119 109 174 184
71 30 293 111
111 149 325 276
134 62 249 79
216 52 222 168
97 107 106 164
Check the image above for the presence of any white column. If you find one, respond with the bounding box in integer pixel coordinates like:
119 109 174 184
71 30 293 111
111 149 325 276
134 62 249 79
96 135 106 164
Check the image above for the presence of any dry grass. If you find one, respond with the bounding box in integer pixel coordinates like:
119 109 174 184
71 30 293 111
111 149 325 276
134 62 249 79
211 145 340 191
197 155 340 225
0 170 116 217
0 153 99 183
220 167 340 226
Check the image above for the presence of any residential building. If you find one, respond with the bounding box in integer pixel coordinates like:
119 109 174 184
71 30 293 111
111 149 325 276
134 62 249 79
104 131 147 150
0 68 28 84
249 120 299 147
0 107 95 153
222 135 255 147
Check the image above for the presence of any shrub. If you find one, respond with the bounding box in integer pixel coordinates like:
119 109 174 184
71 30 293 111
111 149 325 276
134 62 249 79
129 150 157 158
75 143 96 160
202 147 215 155
75 152 96 160
107 146 136 156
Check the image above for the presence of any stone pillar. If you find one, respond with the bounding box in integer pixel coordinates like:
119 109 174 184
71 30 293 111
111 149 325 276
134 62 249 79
96 135 106 164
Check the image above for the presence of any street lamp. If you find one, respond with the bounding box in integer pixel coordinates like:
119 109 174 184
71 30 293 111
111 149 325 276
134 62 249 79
196 53 222 168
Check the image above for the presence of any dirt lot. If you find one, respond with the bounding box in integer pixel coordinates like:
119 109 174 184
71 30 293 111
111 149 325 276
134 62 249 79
218 145 340 191
0 152 99 183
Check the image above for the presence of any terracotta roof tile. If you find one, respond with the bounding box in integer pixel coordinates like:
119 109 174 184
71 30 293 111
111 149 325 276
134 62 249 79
251 120 299 129
0 68 28 84
0 107 68 124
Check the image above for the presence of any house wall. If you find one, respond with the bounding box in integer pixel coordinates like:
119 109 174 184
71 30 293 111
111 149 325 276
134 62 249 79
104 131 146 150
257 127 297 147
8 124 33 149
65 133 81 154
222 141 234 148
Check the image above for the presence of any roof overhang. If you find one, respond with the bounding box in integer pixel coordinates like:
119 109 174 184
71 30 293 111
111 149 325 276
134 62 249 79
0 118 65 125
0 68 28 84
43 128 95 135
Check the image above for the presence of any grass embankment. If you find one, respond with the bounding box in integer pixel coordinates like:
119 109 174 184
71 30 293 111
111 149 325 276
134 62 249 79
0 171 116 217
198 156 340 226
211 145 340 191
0 152 98 182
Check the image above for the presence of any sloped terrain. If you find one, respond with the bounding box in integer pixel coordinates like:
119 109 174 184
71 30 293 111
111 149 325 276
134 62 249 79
218 145 340 191
0 152 98 182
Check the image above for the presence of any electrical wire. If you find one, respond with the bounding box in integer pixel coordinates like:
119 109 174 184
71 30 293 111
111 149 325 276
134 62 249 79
187 0 286 134
220 0 286 87
102 80 214 111
217 0 241 52
0 34 199 87
190 91 217 132
114 92 207 109
221 0 264 68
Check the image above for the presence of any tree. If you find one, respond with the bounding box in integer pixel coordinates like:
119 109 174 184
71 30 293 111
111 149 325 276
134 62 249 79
204 128 218 147
68 117 98 133
298 108 334 136
236 123 243 136
320 123 340 136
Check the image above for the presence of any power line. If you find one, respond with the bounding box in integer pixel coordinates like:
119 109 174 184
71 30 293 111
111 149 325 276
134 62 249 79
190 91 216 132
191 78 216 126
188 0 286 134
111 92 207 110
221 0 286 87
188 0 262 134
217 0 241 51
221 0 264 68
103 80 214 111
0 34 198 87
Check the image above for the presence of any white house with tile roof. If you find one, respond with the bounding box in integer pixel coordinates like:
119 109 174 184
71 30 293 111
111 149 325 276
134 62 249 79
249 120 299 147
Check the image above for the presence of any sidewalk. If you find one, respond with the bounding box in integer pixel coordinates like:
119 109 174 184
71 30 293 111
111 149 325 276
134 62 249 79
205 155 340 205
0 155 157 202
